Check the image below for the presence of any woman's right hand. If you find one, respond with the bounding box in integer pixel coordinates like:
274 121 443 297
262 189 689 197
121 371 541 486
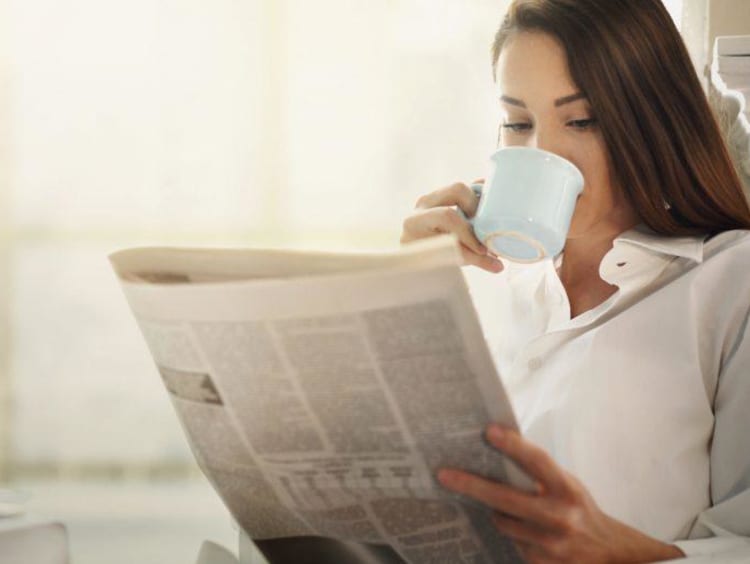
400 179 504 273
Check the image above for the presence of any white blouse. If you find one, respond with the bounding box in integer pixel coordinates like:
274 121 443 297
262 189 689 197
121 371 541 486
467 223 750 561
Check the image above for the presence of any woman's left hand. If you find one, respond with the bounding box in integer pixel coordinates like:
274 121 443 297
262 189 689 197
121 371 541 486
437 424 685 563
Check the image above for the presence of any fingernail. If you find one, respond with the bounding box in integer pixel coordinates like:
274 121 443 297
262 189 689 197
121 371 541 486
487 424 504 442
436 469 454 485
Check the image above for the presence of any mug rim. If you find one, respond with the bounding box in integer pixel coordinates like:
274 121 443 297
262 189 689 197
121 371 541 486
490 146 584 188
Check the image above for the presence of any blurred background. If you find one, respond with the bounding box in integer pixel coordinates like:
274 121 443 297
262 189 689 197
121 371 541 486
0 0 746 562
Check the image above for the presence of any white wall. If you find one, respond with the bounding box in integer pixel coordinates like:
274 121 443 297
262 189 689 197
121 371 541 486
3 0 509 475
710 0 750 50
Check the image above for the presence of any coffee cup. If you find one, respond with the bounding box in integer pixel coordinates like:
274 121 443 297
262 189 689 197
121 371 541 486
465 147 584 263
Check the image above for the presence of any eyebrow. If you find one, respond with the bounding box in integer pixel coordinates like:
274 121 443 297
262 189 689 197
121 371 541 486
500 92 588 108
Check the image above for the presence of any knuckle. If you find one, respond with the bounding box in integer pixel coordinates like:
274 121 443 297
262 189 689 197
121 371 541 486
454 182 474 200
401 214 418 235
440 207 460 226
543 536 569 560
567 506 585 532
444 182 472 205
547 512 568 534
536 448 555 468
554 505 581 536
415 183 464 209
524 444 551 470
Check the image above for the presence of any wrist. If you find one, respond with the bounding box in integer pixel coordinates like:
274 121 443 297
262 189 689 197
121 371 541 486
654 544 685 561
606 516 686 563
627 539 685 563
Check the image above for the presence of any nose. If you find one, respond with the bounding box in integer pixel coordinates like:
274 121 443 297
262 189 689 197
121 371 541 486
529 128 558 154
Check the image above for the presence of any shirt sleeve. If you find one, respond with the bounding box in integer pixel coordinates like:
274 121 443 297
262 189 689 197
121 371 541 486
672 307 750 560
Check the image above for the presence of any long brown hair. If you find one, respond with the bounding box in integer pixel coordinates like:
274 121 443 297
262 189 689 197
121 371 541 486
491 0 750 235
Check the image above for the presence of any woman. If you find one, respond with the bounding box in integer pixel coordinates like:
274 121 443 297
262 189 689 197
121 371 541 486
401 0 750 562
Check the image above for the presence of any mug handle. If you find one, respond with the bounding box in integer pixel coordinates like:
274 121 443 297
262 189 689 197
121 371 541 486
456 182 484 224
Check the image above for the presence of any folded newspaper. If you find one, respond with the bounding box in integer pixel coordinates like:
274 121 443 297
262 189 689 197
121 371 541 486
109 235 532 564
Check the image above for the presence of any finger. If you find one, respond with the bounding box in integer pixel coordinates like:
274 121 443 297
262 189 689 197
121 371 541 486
401 227 490 265
486 425 572 496
460 245 504 273
415 183 481 217
492 512 555 549
437 469 561 529
403 207 487 255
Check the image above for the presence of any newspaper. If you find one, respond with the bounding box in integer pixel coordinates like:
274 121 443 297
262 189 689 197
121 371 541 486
109 235 533 564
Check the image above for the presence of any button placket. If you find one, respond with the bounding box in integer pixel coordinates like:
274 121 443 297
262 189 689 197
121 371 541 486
545 261 571 332
514 330 571 377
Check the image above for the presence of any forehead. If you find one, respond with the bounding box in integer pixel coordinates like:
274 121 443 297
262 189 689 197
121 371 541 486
495 31 580 103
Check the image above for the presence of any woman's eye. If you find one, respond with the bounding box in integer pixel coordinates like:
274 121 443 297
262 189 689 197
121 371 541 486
501 122 532 133
567 118 598 130
500 119 597 133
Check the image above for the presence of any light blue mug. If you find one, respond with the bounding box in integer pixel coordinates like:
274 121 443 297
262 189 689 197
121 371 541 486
466 147 584 263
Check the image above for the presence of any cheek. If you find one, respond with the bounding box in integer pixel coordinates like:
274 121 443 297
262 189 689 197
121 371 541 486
571 142 609 196
566 145 614 235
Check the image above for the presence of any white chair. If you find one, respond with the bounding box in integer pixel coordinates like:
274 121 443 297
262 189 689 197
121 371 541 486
0 517 69 564
707 35 750 195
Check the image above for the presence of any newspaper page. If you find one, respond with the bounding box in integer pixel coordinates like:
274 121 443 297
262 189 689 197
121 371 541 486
110 236 532 564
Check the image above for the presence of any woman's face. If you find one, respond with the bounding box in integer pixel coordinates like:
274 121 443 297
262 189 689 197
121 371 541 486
494 31 639 239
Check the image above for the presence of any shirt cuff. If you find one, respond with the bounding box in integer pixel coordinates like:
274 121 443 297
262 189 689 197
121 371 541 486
672 536 750 561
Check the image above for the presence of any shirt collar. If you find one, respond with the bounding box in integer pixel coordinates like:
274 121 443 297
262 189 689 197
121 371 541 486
551 223 706 271
597 223 708 289
612 223 706 264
